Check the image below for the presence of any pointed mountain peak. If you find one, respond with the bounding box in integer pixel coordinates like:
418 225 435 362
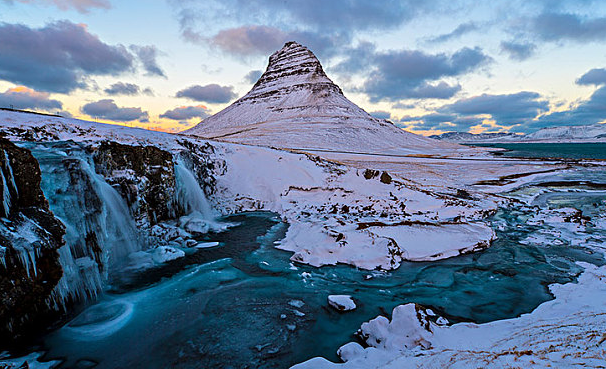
250 41 338 95
184 41 455 156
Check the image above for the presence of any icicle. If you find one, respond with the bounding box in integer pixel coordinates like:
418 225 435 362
3 150 18 198
1 168 11 217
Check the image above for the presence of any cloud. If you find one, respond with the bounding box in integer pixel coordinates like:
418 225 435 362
528 86 606 131
361 47 490 101
446 92 549 123
2 0 110 13
176 84 237 103
172 0 435 42
427 22 479 43
533 12 606 42
331 41 376 74
104 82 140 95
81 99 148 122
370 111 391 120
206 25 343 58
0 86 62 111
576 68 606 86
244 69 263 84
403 91 549 131
0 21 133 93
500 40 536 61
130 45 166 77
160 105 211 121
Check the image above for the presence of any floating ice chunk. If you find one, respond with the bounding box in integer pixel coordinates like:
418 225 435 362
179 212 211 234
436 316 449 325
286 324 296 331
328 295 356 312
0 351 60 369
195 241 220 249
293 309 306 317
152 246 185 263
288 299 305 308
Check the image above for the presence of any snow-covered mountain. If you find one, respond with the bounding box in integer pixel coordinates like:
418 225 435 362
185 42 466 156
429 131 522 143
525 123 606 141
431 124 606 143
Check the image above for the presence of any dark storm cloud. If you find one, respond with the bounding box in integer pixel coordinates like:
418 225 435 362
526 86 606 131
176 84 237 103
104 82 140 96
2 0 110 13
160 105 211 121
402 92 549 131
0 86 63 111
533 12 606 42
330 41 376 74
81 99 148 122
130 45 167 78
208 25 343 58
172 0 434 39
446 92 549 123
500 41 536 61
0 21 133 93
576 68 606 86
362 47 490 101
427 22 479 44
170 0 437 60
244 70 263 84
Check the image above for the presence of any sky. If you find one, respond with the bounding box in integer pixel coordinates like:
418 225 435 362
1 0 606 135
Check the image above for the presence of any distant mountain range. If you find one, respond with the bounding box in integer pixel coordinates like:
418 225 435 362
431 123 606 143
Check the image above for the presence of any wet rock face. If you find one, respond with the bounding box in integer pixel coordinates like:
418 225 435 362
91 141 177 225
0 138 65 341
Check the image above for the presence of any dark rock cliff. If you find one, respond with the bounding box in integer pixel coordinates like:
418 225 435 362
91 141 178 225
0 138 65 342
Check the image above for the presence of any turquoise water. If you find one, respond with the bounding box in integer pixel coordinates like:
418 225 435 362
28 191 605 368
468 143 606 159
3 144 606 368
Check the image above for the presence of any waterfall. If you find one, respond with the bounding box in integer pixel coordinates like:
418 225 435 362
174 157 224 234
24 142 142 308
174 159 214 219
0 149 17 217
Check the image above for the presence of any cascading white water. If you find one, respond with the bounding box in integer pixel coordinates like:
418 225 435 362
173 157 225 235
174 159 215 219
0 149 16 217
24 142 143 308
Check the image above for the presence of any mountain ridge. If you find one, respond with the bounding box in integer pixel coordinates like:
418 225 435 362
184 42 468 156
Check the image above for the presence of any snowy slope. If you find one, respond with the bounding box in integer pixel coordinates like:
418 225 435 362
0 109 498 270
184 42 471 156
431 124 606 143
525 123 606 141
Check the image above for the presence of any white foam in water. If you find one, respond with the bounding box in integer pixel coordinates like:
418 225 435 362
63 300 134 340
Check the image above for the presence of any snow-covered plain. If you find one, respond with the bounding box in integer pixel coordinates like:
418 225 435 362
0 109 498 271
